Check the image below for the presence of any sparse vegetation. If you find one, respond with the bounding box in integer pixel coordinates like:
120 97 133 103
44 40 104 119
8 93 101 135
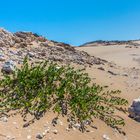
0 57 128 132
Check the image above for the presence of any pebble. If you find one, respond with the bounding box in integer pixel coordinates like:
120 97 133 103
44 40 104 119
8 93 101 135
27 135 32 139
6 135 15 140
28 52 35 57
74 123 81 129
2 60 16 73
103 134 110 140
0 54 6 61
52 129 58 134
66 127 70 132
0 116 8 122
45 129 50 133
57 119 63 126
42 132 46 136
36 133 44 139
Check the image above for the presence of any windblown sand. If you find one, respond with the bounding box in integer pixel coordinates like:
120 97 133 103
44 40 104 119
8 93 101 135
1 43 140 140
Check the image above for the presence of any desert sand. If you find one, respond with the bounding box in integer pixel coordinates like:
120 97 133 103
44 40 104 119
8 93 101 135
0 29 140 140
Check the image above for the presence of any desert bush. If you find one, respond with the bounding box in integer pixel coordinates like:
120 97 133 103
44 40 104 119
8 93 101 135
0 57 128 131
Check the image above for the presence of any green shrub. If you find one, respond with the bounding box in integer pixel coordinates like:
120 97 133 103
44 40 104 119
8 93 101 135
0 57 128 131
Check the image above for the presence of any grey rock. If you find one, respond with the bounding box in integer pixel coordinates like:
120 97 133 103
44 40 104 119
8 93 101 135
36 133 43 139
1 60 16 73
128 97 140 119
0 54 5 61
28 52 35 57
0 116 8 122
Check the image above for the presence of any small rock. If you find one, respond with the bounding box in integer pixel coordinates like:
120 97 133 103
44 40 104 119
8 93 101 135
57 119 63 126
74 123 81 129
72 127 76 131
122 73 128 77
108 70 117 76
36 133 43 139
42 132 46 136
52 117 58 126
98 67 105 71
1 60 16 73
0 54 6 61
66 127 70 132
27 135 32 139
0 116 8 122
103 134 110 140
45 126 50 133
86 129 90 132
28 52 35 57
6 136 15 140
52 129 58 134
128 97 140 119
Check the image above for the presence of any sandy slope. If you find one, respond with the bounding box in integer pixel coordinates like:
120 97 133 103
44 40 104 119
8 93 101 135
76 44 140 140
1 61 140 140
1 43 140 140
77 45 140 68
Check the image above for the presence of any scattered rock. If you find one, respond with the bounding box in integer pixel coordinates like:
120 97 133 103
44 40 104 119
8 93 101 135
36 133 44 139
57 119 63 126
122 73 128 77
27 135 32 139
1 60 16 73
98 67 105 71
0 54 6 61
51 117 58 126
42 132 46 137
28 52 35 57
108 70 118 76
6 135 15 140
52 129 58 134
0 116 8 122
103 134 110 140
128 97 140 119
66 127 70 132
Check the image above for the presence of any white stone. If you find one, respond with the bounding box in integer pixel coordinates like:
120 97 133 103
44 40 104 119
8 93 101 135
0 116 8 122
27 135 32 139
42 132 46 136
103 134 110 140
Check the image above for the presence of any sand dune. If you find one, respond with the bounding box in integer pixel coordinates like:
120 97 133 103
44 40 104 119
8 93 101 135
0 29 140 140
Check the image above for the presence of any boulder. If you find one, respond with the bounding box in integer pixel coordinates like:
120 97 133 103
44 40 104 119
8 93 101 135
128 97 140 119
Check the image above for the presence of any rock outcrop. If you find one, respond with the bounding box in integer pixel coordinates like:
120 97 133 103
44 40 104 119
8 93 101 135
0 28 107 74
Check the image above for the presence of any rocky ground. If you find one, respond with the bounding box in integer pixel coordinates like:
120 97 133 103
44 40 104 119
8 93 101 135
0 28 140 140
0 28 105 73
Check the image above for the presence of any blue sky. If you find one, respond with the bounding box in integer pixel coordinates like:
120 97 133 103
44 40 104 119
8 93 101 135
1 0 140 45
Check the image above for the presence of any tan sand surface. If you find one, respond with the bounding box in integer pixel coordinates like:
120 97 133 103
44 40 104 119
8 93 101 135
1 45 140 140
77 45 140 68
